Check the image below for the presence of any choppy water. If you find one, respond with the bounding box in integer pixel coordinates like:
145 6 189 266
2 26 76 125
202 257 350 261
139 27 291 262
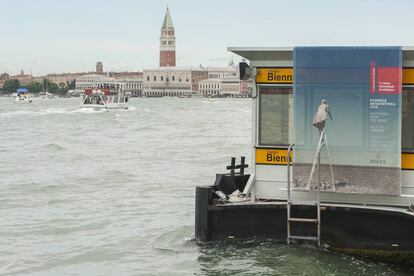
0 97 409 275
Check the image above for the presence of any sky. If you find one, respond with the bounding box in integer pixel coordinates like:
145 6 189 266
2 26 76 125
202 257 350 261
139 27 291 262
1 0 414 76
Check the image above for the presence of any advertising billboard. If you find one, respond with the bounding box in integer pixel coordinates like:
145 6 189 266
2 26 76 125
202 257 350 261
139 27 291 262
293 47 402 195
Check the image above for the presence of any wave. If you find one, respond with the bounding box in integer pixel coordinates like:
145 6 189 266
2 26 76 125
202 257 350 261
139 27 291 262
71 108 107 114
152 225 195 253
0 108 107 118
43 143 65 151
0 110 34 117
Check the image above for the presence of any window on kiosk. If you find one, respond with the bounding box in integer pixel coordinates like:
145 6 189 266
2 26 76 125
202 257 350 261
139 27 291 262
258 86 293 146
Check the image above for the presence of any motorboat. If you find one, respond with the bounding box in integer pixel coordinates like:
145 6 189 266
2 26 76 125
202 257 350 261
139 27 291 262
14 88 32 103
80 88 128 110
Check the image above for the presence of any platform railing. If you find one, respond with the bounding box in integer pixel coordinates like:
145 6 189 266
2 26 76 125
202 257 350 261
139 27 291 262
286 143 295 204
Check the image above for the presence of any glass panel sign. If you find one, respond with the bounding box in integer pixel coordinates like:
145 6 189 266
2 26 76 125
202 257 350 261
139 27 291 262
293 47 402 195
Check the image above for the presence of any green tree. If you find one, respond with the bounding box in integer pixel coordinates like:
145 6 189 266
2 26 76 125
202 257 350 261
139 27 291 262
1 79 20 93
47 81 60 94
39 79 67 94
24 81 43 93
67 79 76 90
57 82 67 94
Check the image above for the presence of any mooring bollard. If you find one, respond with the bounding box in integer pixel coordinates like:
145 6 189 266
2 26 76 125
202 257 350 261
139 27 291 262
226 157 236 176
226 156 248 176
195 186 212 242
235 156 248 176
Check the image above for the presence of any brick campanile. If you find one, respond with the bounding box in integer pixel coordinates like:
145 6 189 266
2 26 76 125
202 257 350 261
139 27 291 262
159 7 176 67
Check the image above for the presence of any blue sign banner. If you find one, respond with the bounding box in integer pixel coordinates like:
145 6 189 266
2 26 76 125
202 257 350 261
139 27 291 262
293 46 402 195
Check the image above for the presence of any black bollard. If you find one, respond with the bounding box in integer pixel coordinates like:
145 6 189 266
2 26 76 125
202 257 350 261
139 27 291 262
236 156 248 176
226 157 236 176
195 186 212 242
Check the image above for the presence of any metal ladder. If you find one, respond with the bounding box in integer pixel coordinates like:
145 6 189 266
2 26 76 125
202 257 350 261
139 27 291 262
286 142 321 247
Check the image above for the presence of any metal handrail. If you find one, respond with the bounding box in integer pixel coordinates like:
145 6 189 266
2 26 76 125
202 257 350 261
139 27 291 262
286 143 294 245
287 143 295 204
286 139 322 247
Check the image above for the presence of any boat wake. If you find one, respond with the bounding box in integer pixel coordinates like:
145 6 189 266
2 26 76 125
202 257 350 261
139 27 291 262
0 108 107 118
0 110 33 118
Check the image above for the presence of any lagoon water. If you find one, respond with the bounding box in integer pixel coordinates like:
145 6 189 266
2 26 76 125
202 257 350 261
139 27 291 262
0 97 409 275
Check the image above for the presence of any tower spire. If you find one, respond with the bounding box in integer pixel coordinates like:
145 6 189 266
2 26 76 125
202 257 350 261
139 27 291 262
159 6 176 67
162 6 174 29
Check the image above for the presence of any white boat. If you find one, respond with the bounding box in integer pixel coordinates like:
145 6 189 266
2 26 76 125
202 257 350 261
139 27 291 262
39 79 54 100
14 88 32 103
39 91 54 100
191 92 204 98
80 88 128 110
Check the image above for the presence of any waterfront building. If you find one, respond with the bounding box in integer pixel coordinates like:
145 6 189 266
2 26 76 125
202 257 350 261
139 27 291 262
199 76 251 97
43 73 83 85
199 78 221 97
221 77 244 97
143 67 207 97
206 66 237 79
159 7 176 67
111 72 143 97
9 70 33 85
75 73 120 94
118 78 143 97
109 72 143 79
42 68 142 87
199 66 252 97
75 72 143 96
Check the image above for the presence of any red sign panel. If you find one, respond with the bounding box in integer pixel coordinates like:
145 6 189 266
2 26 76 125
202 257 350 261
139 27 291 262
377 67 402 94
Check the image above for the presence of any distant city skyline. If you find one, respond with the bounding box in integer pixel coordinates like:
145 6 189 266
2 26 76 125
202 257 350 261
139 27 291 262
1 0 414 75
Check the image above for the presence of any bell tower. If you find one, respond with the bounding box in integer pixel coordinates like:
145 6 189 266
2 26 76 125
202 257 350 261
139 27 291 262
159 7 176 67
